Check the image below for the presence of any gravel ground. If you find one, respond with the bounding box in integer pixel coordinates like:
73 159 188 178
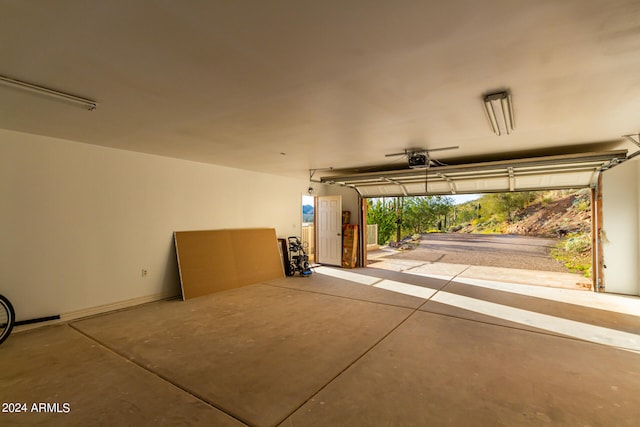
374 233 570 272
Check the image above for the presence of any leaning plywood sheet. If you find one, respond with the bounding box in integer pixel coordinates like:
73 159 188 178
174 228 284 300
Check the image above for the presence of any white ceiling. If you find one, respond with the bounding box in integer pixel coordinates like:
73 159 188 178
1 0 640 179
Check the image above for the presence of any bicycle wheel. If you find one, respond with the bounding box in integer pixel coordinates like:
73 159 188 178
0 294 15 345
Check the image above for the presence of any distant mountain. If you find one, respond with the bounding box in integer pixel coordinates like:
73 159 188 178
302 204 314 222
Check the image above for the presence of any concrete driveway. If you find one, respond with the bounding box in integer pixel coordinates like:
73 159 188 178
368 233 592 290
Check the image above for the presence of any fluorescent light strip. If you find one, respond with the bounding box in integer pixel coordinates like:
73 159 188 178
501 93 514 131
484 98 501 135
0 75 97 111
483 91 513 135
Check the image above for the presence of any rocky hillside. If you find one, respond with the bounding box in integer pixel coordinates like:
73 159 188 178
456 189 592 238
505 190 591 237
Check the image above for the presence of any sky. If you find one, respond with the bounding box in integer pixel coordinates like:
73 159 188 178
302 194 482 207
449 194 482 205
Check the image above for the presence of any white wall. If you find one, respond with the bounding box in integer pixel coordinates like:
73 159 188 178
0 129 309 321
601 157 640 295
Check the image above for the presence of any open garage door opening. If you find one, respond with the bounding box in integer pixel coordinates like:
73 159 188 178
363 190 594 291
319 150 630 293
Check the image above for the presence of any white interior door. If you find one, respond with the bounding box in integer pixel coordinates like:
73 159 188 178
317 195 342 265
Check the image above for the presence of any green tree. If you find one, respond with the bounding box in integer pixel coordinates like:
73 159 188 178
402 196 454 233
469 192 533 223
451 202 480 225
367 196 454 243
431 195 455 230
403 197 434 234
367 198 397 244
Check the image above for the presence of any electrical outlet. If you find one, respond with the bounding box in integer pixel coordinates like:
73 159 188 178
141 269 148 277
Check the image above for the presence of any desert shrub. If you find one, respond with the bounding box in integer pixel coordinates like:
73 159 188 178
540 196 553 207
573 199 590 212
551 232 592 277
565 233 591 253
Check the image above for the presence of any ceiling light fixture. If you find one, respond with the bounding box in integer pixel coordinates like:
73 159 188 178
483 90 514 135
0 75 97 111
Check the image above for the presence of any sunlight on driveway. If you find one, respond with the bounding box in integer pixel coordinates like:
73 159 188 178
314 267 640 352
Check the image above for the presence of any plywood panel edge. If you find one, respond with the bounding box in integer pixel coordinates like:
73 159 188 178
173 232 187 301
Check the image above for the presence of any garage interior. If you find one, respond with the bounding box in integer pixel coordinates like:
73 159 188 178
2 1 640 425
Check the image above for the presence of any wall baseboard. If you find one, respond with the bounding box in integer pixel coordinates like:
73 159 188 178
13 291 180 333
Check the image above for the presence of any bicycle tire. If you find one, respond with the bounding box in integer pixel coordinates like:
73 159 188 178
0 294 15 345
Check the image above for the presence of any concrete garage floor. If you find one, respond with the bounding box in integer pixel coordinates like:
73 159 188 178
2 267 640 426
